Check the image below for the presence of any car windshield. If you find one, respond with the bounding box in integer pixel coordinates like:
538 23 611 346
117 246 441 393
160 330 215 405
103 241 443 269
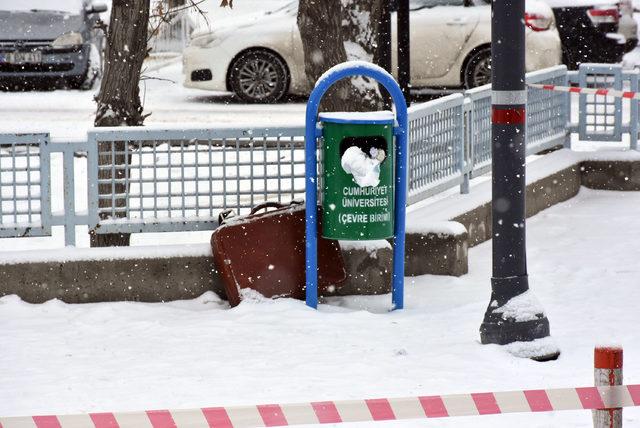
0 0 83 13
410 0 465 10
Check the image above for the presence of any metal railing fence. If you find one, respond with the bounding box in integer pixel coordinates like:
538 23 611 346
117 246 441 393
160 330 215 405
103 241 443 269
526 66 569 155
1 64 636 247
0 133 50 239
407 93 465 205
566 63 639 149
463 65 569 179
87 127 306 235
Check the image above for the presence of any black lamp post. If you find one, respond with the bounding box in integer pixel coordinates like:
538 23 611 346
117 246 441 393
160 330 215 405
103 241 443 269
378 0 392 109
479 0 559 360
397 0 410 105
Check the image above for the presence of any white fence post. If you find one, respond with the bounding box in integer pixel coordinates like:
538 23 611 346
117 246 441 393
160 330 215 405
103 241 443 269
460 98 472 194
629 71 639 151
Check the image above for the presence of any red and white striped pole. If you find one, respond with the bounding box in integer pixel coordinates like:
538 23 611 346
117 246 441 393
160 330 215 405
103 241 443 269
594 346 623 428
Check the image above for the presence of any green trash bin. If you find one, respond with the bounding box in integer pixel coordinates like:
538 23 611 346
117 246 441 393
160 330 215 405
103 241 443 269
319 111 395 240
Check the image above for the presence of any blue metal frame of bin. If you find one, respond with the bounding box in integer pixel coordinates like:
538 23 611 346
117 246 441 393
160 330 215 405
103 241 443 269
304 62 409 310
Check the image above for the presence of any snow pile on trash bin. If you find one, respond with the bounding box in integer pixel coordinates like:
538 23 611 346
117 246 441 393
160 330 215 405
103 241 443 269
341 146 383 187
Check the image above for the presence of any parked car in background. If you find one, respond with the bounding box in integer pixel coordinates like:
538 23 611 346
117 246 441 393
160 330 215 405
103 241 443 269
183 0 562 102
543 0 638 69
393 0 562 90
0 0 107 90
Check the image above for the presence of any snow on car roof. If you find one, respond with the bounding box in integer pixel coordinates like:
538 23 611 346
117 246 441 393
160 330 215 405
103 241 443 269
0 0 84 13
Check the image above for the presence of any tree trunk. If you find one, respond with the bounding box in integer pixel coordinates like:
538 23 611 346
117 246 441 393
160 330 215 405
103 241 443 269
344 0 390 107
91 0 150 247
297 0 384 112
342 0 383 60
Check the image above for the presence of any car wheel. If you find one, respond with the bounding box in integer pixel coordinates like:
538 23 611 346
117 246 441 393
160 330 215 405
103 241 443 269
229 50 289 103
464 48 492 89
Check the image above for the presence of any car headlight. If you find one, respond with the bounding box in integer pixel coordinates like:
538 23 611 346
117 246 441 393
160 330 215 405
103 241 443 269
52 32 84 48
189 34 217 48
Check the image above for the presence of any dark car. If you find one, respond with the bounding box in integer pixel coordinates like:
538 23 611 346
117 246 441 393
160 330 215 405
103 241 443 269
0 0 107 90
545 0 638 69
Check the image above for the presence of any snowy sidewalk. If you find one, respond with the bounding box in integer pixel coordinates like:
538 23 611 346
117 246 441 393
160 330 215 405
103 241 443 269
1 188 640 427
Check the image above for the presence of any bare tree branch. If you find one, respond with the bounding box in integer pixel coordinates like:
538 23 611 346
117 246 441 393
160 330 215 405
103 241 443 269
140 75 176 83
147 0 209 43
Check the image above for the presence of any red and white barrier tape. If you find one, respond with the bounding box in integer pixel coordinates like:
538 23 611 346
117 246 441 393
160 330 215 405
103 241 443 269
529 83 640 100
2 385 639 428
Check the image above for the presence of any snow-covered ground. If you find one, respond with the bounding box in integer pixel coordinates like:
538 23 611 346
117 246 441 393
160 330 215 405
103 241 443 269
0 61 305 141
1 188 639 427
2 5 640 426
0 1 302 141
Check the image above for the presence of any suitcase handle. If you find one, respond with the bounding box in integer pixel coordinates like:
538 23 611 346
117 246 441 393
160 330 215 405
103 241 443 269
218 209 236 225
250 200 302 215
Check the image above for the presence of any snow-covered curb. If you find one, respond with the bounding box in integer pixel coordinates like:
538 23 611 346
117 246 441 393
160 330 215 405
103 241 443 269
405 221 467 236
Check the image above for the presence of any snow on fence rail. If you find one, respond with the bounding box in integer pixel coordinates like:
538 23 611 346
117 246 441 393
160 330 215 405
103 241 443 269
1 384 639 427
0 64 637 246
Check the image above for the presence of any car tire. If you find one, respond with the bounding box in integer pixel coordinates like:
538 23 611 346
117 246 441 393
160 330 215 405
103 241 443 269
229 50 289 103
464 48 492 89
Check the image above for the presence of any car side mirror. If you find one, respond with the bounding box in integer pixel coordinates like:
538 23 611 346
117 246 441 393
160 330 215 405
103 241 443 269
86 2 108 14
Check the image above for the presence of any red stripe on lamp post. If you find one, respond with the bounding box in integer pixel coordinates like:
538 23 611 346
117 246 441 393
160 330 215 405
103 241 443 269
492 107 526 125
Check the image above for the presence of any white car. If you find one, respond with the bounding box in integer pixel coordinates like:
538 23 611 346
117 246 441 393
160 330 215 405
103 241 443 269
184 0 562 102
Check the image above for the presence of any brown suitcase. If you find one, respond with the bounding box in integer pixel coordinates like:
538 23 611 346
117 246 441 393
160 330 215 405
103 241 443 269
211 202 347 307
